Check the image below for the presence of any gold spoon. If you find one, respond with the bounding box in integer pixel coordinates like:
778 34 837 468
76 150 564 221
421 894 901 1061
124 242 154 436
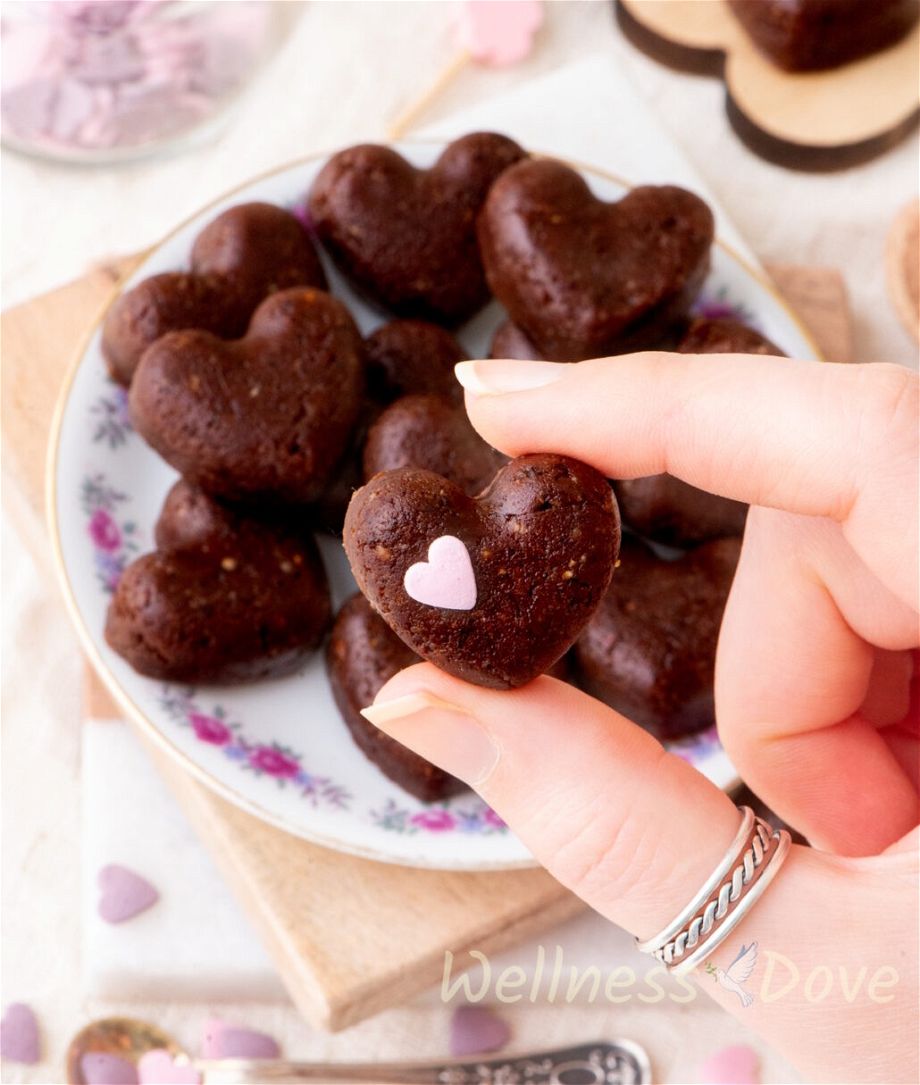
65 1017 651 1084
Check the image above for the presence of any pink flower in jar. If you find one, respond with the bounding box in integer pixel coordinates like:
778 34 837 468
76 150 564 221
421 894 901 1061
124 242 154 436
189 712 232 746
89 508 121 551
483 807 506 829
249 746 300 778
410 809 456 832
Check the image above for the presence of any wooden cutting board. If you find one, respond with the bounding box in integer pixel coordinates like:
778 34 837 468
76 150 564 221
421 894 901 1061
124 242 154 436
1 256 851 1032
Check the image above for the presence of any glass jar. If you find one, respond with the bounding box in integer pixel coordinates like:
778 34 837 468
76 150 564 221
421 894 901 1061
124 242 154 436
1 0 287 164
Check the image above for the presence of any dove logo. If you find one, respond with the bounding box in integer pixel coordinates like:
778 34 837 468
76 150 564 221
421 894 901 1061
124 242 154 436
706 941 758 1007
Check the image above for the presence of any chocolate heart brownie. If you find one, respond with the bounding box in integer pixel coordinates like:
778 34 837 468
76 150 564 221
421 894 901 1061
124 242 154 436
309 132 526 324
677 316 781 357
362 394 506 496
728 0 919 72
613 317 784 547
130 287 365 505
478 158 714 361
344 454 620 689
574 535 740 740
102 202 327 386
327 593 466 802
105 481 331 683
365 319 467 404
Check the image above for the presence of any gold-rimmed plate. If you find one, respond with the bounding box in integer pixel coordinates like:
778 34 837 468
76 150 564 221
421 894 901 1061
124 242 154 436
47 144 821 870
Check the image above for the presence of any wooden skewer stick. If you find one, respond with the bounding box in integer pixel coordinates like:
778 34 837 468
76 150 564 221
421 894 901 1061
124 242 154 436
886 199 920 344
386 49 471 140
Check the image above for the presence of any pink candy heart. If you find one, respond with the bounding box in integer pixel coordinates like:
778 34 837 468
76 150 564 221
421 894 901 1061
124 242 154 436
199 1018 280 1059
98 864 159 923
449 1005 511 1057
0 1002 40 1064
700 1044 760 1085
404 535 477 611
137 1049 200 1085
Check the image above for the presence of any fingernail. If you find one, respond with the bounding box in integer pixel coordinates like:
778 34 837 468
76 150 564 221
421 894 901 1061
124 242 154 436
455 359 568 396
360 691 500 786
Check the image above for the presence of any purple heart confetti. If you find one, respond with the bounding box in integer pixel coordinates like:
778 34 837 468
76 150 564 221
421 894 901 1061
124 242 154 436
199 1017 280 1059
137 1049 200 1085
449 1005 511 1057
98 864 159 923
0 1002 40 1064
700 1044 760 1085
81 1051 139 1084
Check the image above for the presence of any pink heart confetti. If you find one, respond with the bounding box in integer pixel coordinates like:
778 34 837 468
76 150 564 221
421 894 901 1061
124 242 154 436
0 1002 40 1065
456 1 543 67
449 1005 511 1057
199 1018 280 1059
700 1043 760 1085
97 864 159 924
81 1051 139 1084
404 535 477 611
137 1049 200 1085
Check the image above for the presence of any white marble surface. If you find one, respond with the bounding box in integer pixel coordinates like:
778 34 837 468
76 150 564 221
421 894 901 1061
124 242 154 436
3 2 918 1082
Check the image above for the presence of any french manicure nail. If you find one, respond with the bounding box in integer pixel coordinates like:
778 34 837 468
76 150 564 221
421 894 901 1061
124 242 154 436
455 359 568 396
360 691 500 785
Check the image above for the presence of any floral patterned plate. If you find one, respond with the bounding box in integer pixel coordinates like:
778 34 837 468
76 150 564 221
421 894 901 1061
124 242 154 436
48 145 821 870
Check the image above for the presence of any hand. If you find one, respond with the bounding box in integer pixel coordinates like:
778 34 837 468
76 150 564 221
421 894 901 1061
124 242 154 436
360 353 919 1084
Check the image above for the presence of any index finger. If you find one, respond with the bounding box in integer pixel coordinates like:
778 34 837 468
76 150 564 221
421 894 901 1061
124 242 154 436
456 354 918 606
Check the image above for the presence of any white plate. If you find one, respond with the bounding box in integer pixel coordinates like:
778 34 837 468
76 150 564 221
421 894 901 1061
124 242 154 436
48 144 821 870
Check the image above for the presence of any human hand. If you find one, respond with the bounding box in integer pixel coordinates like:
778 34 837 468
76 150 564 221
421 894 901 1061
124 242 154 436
360 353 919 1083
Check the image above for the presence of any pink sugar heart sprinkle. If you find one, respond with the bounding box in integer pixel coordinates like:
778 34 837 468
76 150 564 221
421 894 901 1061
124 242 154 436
456 1 543 67
137 1049 200 1085
81 1051 139 1085
449 1005 511 1058
97 863 159 924
700 1043 760 1085
0 1002 40 1065
199 1018 280 1060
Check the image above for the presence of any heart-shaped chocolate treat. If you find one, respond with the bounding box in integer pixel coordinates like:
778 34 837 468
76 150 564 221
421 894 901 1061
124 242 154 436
102 202 327 386
478 158 714 360
365 319 467 404
309 132 526 324
344 454 620 689
728 0 918 72
574 535 740 740
130 287 365 505
614 317 784 547
105 481 331 683
677 316 781 356
363 394 506 495
327 593 466 801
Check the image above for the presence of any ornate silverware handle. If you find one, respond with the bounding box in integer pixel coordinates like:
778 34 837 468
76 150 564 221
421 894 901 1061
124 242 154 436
198 1039 651 1084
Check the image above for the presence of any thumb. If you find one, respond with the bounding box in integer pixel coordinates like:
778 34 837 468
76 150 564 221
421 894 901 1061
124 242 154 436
362 662 739 940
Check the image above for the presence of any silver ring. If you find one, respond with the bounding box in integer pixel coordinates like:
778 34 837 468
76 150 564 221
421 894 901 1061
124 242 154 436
635 806 792 975
635 806 755 954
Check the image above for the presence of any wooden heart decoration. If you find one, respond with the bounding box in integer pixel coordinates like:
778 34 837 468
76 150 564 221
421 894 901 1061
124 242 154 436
344 454 620 689
309 132 526 324
102 202 327 385
478 157 714 361
129 287 364 505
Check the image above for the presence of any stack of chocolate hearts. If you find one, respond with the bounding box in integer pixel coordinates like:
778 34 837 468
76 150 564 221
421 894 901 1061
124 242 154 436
103 132 782 801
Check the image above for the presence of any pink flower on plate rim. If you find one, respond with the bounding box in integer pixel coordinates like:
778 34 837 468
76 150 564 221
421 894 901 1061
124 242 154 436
483 807 506 829
189 712 232 746
410 809 457 832
248 745 300 779
88 507 122 551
